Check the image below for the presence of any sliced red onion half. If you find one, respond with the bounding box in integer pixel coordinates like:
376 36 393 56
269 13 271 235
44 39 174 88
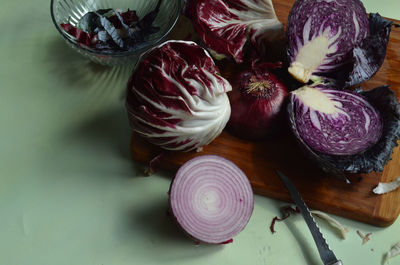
169 155 254 244
291 85 383 155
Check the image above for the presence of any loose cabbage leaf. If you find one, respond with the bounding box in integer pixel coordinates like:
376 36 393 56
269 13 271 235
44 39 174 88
384 242 400 263
373 177 400 194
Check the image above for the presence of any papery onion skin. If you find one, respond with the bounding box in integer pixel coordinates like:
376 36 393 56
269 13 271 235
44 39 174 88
126 40 232 152
227 63 289 140
185 0 283 63
169 155 254 244
288 85 400 175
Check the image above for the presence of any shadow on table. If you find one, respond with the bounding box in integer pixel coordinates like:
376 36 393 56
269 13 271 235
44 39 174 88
67 106 132 159
45 37 133 95
47 37 138 167
258 198 339 265
283 216 324 265
124 198 224 261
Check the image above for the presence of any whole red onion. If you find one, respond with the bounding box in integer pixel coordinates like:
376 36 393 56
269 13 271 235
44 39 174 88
227 63 289 140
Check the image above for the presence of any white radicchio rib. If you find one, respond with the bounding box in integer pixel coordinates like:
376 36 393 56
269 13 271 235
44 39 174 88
186 0 283 63
126 40 232 152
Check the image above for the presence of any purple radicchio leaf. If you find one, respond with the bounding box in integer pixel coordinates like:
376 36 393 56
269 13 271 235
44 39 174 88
126 0 162 48
343 13 398 87
77 9 112 32
108 10 139 28
60 23 95 48
97 13 125 49
112 9 130 31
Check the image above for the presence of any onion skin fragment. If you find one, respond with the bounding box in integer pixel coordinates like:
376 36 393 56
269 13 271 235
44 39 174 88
169 155 254 244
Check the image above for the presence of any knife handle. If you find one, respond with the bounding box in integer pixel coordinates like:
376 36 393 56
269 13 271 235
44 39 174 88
328 261 343 265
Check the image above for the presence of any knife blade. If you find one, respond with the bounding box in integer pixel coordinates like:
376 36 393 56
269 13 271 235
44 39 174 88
276 170 343 265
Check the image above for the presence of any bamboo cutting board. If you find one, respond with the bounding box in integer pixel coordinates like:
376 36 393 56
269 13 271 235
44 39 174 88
130 1 400 227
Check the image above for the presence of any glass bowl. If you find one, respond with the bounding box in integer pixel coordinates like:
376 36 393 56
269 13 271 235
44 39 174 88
50 0 182 66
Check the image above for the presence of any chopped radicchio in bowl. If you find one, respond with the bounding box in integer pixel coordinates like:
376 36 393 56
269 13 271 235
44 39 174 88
288 84 400 175
60 0 162 52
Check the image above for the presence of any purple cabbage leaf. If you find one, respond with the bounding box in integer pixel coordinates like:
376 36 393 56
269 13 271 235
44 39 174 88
342 13 398 87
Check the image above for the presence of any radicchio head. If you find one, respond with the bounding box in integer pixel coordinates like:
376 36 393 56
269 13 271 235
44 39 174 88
126 40 232 152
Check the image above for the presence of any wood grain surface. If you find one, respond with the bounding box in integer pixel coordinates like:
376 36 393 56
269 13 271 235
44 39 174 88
130 0 400 227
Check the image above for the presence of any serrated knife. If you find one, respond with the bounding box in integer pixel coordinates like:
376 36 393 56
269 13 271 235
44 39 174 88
276 170 343 265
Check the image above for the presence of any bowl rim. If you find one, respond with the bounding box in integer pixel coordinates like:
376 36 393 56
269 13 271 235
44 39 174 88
50 0 182 57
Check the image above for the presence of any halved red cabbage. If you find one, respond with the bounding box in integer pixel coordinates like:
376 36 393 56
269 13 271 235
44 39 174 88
126 40 232 152
185 0 283 63
287 0 394 85
292 85 382 155
288 85 400 175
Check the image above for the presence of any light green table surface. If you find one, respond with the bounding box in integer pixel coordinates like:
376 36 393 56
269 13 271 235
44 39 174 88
1 1 400 265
